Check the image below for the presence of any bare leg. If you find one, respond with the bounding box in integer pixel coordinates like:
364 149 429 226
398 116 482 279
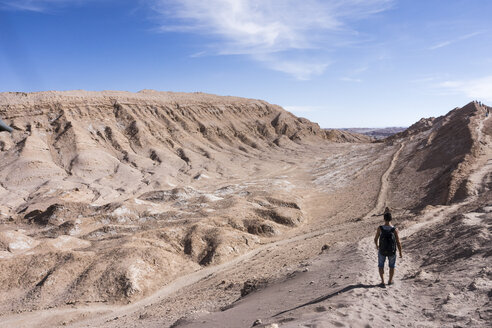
379 267 385 285
388 268 395 284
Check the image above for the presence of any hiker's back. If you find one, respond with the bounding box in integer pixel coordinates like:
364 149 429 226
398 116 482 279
379 225 396 256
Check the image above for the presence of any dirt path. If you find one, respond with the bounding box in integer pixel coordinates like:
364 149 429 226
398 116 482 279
363 141 405 219
468 113 492 198
375 142 405 213
282 208 453 327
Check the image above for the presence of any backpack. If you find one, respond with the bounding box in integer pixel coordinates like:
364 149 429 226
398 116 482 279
379 226 396 256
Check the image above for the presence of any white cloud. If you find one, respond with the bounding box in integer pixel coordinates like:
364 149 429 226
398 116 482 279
409 75 442 84
2 0 394 80
429 31 485 50
436 76 492 102
0 0 90 12
340 66 368 82
429 40 452 50
152 0 393 79
254 53 330 80
341 77 362 83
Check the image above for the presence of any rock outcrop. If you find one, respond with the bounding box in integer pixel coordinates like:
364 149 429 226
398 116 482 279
387 101 492 210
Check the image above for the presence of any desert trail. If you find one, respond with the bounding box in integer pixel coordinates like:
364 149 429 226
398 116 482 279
0 91 490 327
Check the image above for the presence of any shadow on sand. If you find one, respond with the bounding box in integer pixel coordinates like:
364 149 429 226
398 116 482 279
273 283 380 317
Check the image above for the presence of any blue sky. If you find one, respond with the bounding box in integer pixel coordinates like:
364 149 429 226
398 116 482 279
0 0 491 128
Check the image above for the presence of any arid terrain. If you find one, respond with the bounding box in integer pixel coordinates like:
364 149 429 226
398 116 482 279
0 91 490 328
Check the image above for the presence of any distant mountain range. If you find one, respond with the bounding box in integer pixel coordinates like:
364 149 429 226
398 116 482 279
338 127 407 139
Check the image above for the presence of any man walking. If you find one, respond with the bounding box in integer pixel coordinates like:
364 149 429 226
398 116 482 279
374 211 402 286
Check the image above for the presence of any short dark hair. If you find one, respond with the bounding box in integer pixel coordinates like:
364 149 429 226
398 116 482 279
384 212 392 221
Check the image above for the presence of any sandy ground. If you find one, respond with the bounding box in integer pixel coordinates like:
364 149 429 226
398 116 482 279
0 93 490 328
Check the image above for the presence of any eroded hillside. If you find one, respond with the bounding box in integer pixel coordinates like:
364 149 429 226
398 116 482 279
0 91 371 312
387 101 491 210
0 92 490 328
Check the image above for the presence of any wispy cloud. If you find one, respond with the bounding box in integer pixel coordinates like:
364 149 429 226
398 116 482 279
436 76 492 102
254 53 330 80
340 66 368 82
341 77 362 83
409 75 442 84
429 31 485 50
189 51 207 58
151 0 394 79
0 0 90 12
